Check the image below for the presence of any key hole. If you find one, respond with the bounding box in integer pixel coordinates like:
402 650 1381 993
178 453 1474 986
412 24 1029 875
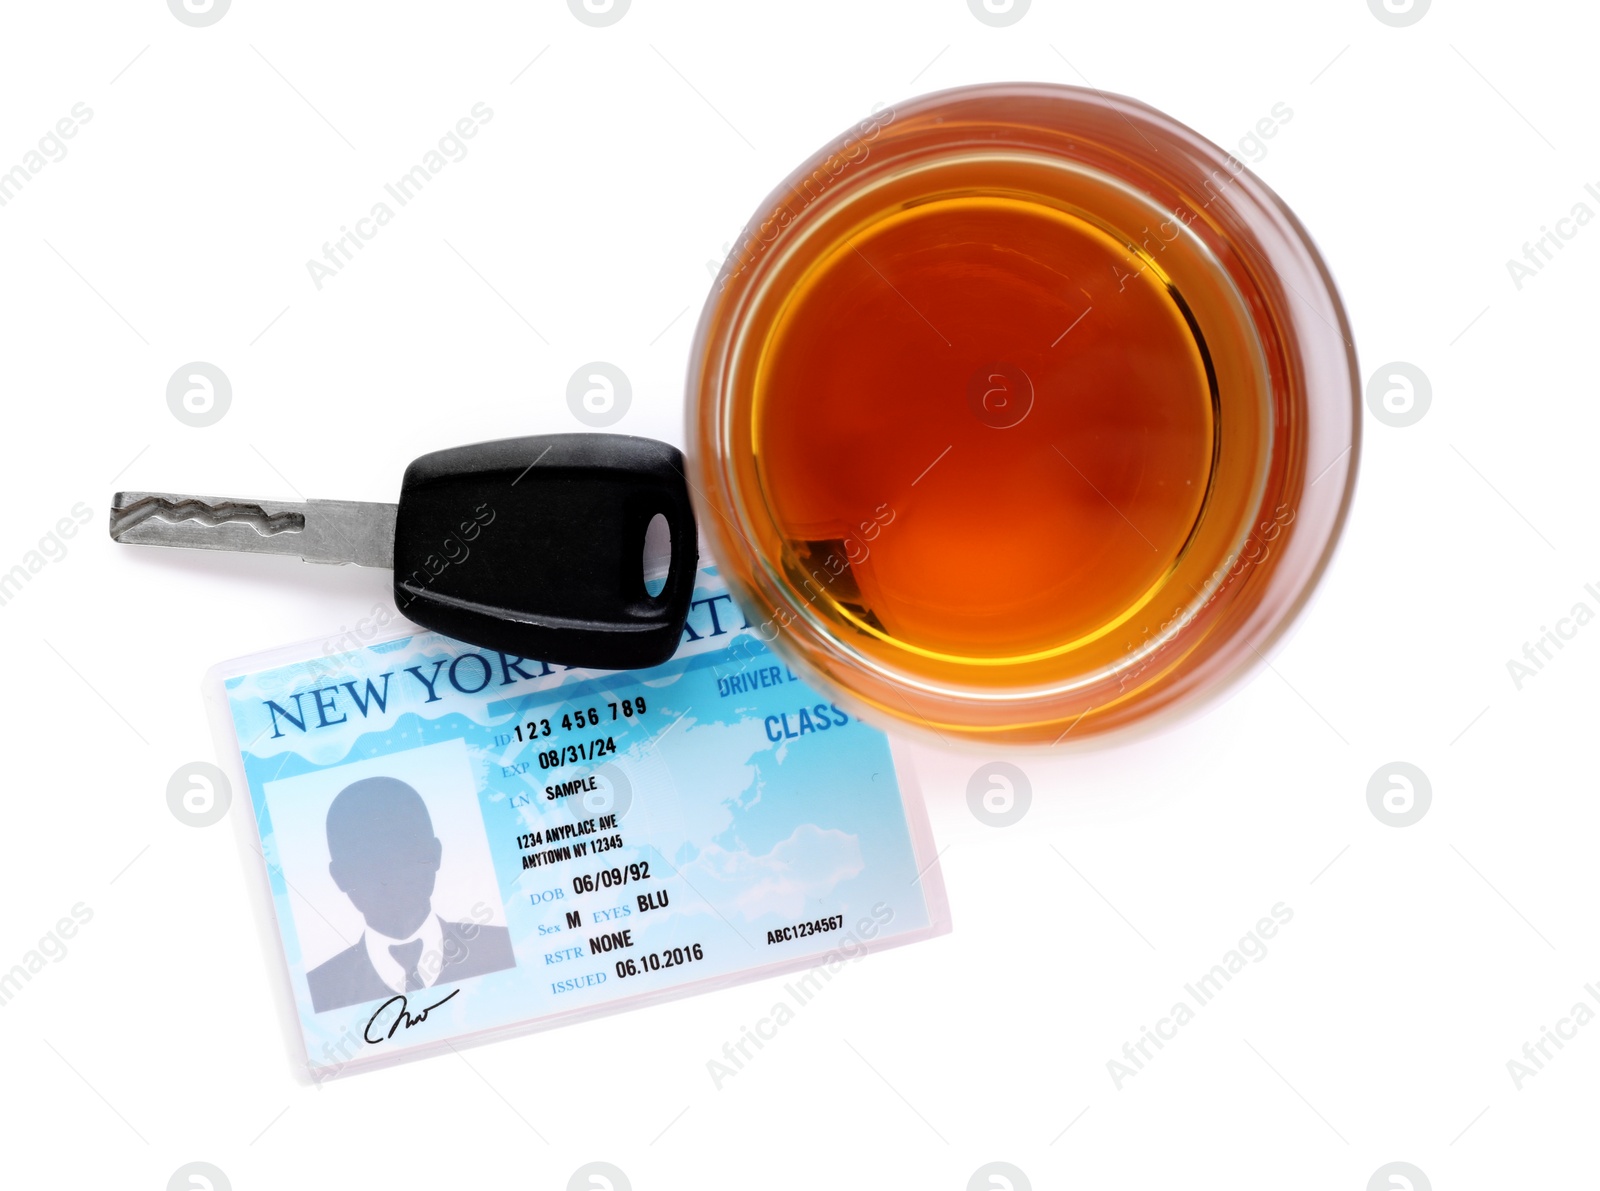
642 512 671 598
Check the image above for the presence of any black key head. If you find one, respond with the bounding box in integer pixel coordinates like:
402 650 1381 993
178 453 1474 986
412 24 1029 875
393 434 699 670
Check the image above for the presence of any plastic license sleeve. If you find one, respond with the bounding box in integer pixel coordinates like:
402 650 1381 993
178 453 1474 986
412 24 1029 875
204 566 950 1081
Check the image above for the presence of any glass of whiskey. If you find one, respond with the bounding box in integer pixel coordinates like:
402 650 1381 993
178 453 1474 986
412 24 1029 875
686 84 1359 746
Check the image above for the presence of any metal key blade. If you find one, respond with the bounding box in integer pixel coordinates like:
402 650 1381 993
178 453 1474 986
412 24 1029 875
109 491 397 568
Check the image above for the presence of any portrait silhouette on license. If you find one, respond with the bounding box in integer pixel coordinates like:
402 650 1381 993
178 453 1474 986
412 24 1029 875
306 776 514 1014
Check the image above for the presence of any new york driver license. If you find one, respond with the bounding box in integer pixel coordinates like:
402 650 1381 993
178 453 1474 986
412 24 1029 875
210 566 948 1079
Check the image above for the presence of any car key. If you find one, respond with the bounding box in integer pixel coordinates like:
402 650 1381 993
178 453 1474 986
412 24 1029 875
109 433 699 670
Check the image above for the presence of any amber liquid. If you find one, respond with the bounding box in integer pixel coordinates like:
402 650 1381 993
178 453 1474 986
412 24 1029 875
749 157 1267 679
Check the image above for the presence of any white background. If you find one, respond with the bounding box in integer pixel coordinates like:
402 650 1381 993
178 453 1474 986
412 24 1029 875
0 1 1594 1188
